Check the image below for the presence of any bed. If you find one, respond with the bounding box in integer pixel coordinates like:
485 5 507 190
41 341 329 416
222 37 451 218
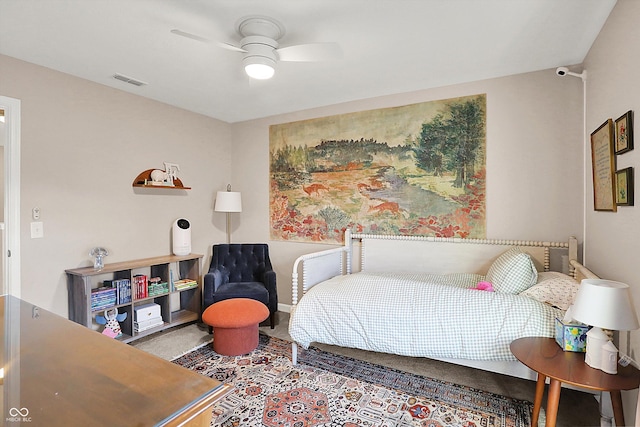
289 230 597 380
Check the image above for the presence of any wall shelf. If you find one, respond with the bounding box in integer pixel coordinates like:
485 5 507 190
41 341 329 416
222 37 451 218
132 168 191 189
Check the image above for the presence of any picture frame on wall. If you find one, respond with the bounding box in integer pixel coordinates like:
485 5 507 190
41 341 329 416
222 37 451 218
590 119 617 212
616 167 634 206
614 110 633 154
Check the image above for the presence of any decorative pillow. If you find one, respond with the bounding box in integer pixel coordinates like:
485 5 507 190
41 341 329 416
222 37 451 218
520 271 580 310
484 247 538 294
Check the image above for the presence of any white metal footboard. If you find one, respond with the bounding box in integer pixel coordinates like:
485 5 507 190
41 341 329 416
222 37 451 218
291 249 348 304
291 231 354 363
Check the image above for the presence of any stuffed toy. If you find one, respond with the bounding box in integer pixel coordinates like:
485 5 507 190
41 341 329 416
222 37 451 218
96 307 127 338
473 281 495 292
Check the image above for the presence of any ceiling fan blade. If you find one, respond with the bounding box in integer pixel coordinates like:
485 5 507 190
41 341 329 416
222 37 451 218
170 29 211 43
276 42 342 62
171 29 246 53
216 41 247 53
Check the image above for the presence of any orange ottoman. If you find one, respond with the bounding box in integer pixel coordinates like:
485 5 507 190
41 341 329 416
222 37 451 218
202 298 270 356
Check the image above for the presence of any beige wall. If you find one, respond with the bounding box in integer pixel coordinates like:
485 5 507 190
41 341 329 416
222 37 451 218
231 70 584 306
583 0 640 421
0 146 4 221
2 36 587 364
0 54 232 315
0 52 585 317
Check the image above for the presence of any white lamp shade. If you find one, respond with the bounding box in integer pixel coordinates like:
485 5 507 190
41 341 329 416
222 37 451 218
572 279 640 331
215 191 242 213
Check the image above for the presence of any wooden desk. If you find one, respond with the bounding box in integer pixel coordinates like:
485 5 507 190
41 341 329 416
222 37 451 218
0 295 231 426
511 337 640 427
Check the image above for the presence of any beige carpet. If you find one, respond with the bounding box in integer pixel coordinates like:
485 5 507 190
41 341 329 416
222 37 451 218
132 312 601 426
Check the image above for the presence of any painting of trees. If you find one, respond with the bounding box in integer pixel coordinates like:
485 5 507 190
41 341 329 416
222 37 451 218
414 97 485 188
269 94 486 243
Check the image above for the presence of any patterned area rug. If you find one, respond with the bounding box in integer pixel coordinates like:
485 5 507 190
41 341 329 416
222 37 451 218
173 335 532 427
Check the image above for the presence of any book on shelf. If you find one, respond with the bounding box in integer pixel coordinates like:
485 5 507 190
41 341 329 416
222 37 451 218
173 278 197 290
148 282 169 296
132 274 148 299
90 286 116 311
104 278 132 305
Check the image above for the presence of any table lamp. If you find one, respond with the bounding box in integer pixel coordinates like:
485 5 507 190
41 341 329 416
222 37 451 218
571 279 640 373
215 184 242 244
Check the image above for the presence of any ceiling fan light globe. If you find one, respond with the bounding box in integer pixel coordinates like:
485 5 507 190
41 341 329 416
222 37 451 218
244 58 275 79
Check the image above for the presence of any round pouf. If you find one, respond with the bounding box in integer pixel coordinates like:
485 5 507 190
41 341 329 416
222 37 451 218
202 298 270 356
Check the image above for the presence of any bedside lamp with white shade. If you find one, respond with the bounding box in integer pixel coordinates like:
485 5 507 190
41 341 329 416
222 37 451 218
571 279 640 374
215 184 242 244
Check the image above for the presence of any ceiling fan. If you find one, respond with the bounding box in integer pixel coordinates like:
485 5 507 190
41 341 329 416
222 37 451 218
171 15 342 80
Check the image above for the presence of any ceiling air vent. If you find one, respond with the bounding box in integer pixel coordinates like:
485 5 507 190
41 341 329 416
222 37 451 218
113 73 147 87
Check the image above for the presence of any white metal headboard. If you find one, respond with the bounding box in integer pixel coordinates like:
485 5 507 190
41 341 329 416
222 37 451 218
291 230 577 304
354 234 572 275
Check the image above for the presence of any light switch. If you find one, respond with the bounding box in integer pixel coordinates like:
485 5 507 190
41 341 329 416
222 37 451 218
30 221 44 239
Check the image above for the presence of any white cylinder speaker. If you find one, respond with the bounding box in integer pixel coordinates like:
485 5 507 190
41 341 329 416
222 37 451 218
172 218 191 256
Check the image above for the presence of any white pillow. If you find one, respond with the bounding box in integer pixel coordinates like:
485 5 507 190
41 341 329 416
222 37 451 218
485 247 538 294
520 271 580 310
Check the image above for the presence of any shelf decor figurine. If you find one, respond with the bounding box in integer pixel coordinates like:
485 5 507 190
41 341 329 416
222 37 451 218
96 307 127 339
132 162 190 189
150 168 168 185
90 247 109 271
150 162 181 186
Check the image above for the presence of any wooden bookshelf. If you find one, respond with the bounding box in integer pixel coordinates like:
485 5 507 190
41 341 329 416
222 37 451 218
66 254 202 343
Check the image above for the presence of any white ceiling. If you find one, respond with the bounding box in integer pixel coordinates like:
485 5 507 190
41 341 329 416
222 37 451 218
0 0 616 123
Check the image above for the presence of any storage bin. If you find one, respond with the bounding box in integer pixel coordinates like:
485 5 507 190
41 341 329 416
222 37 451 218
554 317 589 352
134 303 161 322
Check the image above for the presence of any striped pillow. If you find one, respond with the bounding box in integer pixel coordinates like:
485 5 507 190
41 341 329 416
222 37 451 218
485 247 538 294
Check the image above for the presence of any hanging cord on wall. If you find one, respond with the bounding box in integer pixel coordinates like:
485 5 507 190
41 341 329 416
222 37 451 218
557 67 588 262
556 66 588 262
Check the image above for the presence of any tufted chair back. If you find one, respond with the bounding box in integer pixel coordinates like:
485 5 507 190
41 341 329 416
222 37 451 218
203 243 277 328
212 244 271 283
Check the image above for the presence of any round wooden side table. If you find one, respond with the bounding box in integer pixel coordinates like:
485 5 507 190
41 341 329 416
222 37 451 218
510 337 640 427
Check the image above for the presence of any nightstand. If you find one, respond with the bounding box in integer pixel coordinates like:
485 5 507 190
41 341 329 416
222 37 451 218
510 337 640 427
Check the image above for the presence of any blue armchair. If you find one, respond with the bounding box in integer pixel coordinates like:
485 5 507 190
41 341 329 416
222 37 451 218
203 243 277 329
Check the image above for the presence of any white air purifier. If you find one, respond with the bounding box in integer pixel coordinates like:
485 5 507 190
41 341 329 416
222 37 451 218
172 218 191 256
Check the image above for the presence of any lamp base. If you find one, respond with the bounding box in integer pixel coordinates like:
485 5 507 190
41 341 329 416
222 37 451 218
585 327 610 371
601 341 618 374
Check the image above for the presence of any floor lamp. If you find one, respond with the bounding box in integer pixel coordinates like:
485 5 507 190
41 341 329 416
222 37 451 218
215 184 242 244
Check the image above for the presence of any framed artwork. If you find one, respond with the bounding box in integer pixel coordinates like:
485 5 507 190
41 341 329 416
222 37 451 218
614 110 634 154
269 94 487 243
616 167 634 206
590 119 617 212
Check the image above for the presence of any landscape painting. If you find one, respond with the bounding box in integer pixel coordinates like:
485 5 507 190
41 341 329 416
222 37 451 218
269 94 486 243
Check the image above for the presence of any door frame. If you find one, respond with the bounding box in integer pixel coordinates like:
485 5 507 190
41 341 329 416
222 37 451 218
0 95 21 297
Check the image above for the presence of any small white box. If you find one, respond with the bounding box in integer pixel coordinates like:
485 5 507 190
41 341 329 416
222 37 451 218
134 317 164 331
135 316 163 329
134 303 161 321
